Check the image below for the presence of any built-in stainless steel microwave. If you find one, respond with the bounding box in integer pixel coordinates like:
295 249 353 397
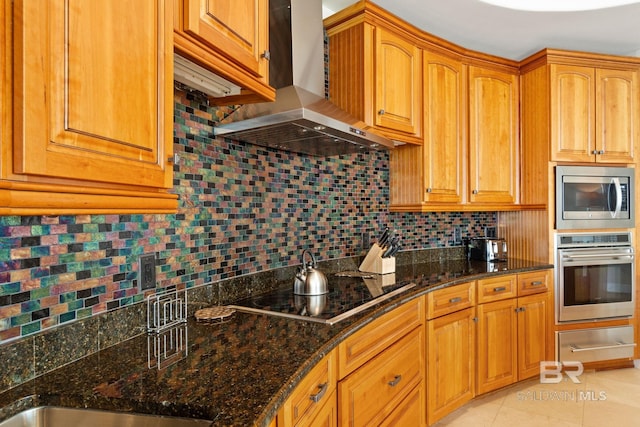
555 165 634 230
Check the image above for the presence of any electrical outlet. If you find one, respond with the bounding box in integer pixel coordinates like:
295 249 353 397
139 253 156 291
361 232 370 250
484 226 497 238
454 227 463 245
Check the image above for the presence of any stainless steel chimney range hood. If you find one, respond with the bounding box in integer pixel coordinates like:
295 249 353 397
214 0 395 156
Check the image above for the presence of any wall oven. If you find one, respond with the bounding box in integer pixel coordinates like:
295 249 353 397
556 232 634 323
555 165 634 229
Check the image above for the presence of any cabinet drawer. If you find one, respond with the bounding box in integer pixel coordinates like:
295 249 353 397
517 270 549 297
337 297 424 379
338 327 424 426
279 350 337 427
379 383 425 427
477 275 517 304
427 281 475 319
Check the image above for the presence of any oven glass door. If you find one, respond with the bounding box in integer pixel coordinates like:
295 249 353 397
559 247 634 322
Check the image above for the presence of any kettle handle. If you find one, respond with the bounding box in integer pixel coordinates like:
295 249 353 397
301 249 317 268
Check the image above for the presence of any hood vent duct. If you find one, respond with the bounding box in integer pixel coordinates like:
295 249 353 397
213 0 395 156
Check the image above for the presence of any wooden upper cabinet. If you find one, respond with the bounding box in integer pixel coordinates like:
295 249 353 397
550 65 594 162
325 9 422 144
374 27 422 138
468 65 518 205
4 0 177 214
550 64 637 163
596 68 637 163
181 0 267 78
174 0 274 104
422 52 464 204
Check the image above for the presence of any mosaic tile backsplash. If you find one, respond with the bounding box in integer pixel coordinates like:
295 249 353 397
0 90 495 345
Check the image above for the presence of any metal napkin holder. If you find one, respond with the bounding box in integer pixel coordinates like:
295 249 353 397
146 288 188 369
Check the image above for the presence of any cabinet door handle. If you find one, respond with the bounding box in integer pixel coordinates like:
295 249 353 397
449 297 462 303
530 281 543 286
592 149 599 154
168 153 180 164
378 109 385 115
493 286 507 292
472 189 478 194
388 375 402 387
261 50 271 60
426 187 432 193
309 382 328 403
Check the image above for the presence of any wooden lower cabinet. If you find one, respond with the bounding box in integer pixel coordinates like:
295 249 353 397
476 289 551 395
338 327 426 427
274 271 553 427
427 307 475 424
299 389 337 427
517 292 551 380
379 384 424 427
278 351 337 427
476 298 518 394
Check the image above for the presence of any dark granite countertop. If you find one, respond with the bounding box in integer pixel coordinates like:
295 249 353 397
0 258 552 426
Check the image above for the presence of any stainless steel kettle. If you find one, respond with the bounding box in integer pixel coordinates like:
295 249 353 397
293 250 328 295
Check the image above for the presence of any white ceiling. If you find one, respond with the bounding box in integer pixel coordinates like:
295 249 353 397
322 0 640 61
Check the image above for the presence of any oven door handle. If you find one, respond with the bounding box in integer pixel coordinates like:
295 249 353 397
561 253 634 260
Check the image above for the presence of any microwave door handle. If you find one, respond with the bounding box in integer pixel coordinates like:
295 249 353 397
610 177 622 217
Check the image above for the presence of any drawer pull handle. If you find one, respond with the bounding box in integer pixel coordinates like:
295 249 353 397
493 286 507 292
449 297 462 303
309 382 328 403
530 281 543 286
388 375 402 387
569 342 637 353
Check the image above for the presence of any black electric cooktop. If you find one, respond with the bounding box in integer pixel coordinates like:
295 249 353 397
229 272 415 324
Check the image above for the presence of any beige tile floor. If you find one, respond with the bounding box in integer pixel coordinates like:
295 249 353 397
432 366 640 427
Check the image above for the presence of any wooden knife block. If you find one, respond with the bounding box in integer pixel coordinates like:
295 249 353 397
359 243 396 274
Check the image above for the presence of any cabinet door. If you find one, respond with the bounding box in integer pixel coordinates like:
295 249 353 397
422 52 464 203
550 64 595 162
374 27 422 137
596 68 637 163
427 307 475 424
13 0 173 189
476 298 517 395
181 0 268 80
517 293 549 380
468 66 518 204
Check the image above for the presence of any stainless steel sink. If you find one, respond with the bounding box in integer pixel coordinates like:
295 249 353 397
0 407 212 427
